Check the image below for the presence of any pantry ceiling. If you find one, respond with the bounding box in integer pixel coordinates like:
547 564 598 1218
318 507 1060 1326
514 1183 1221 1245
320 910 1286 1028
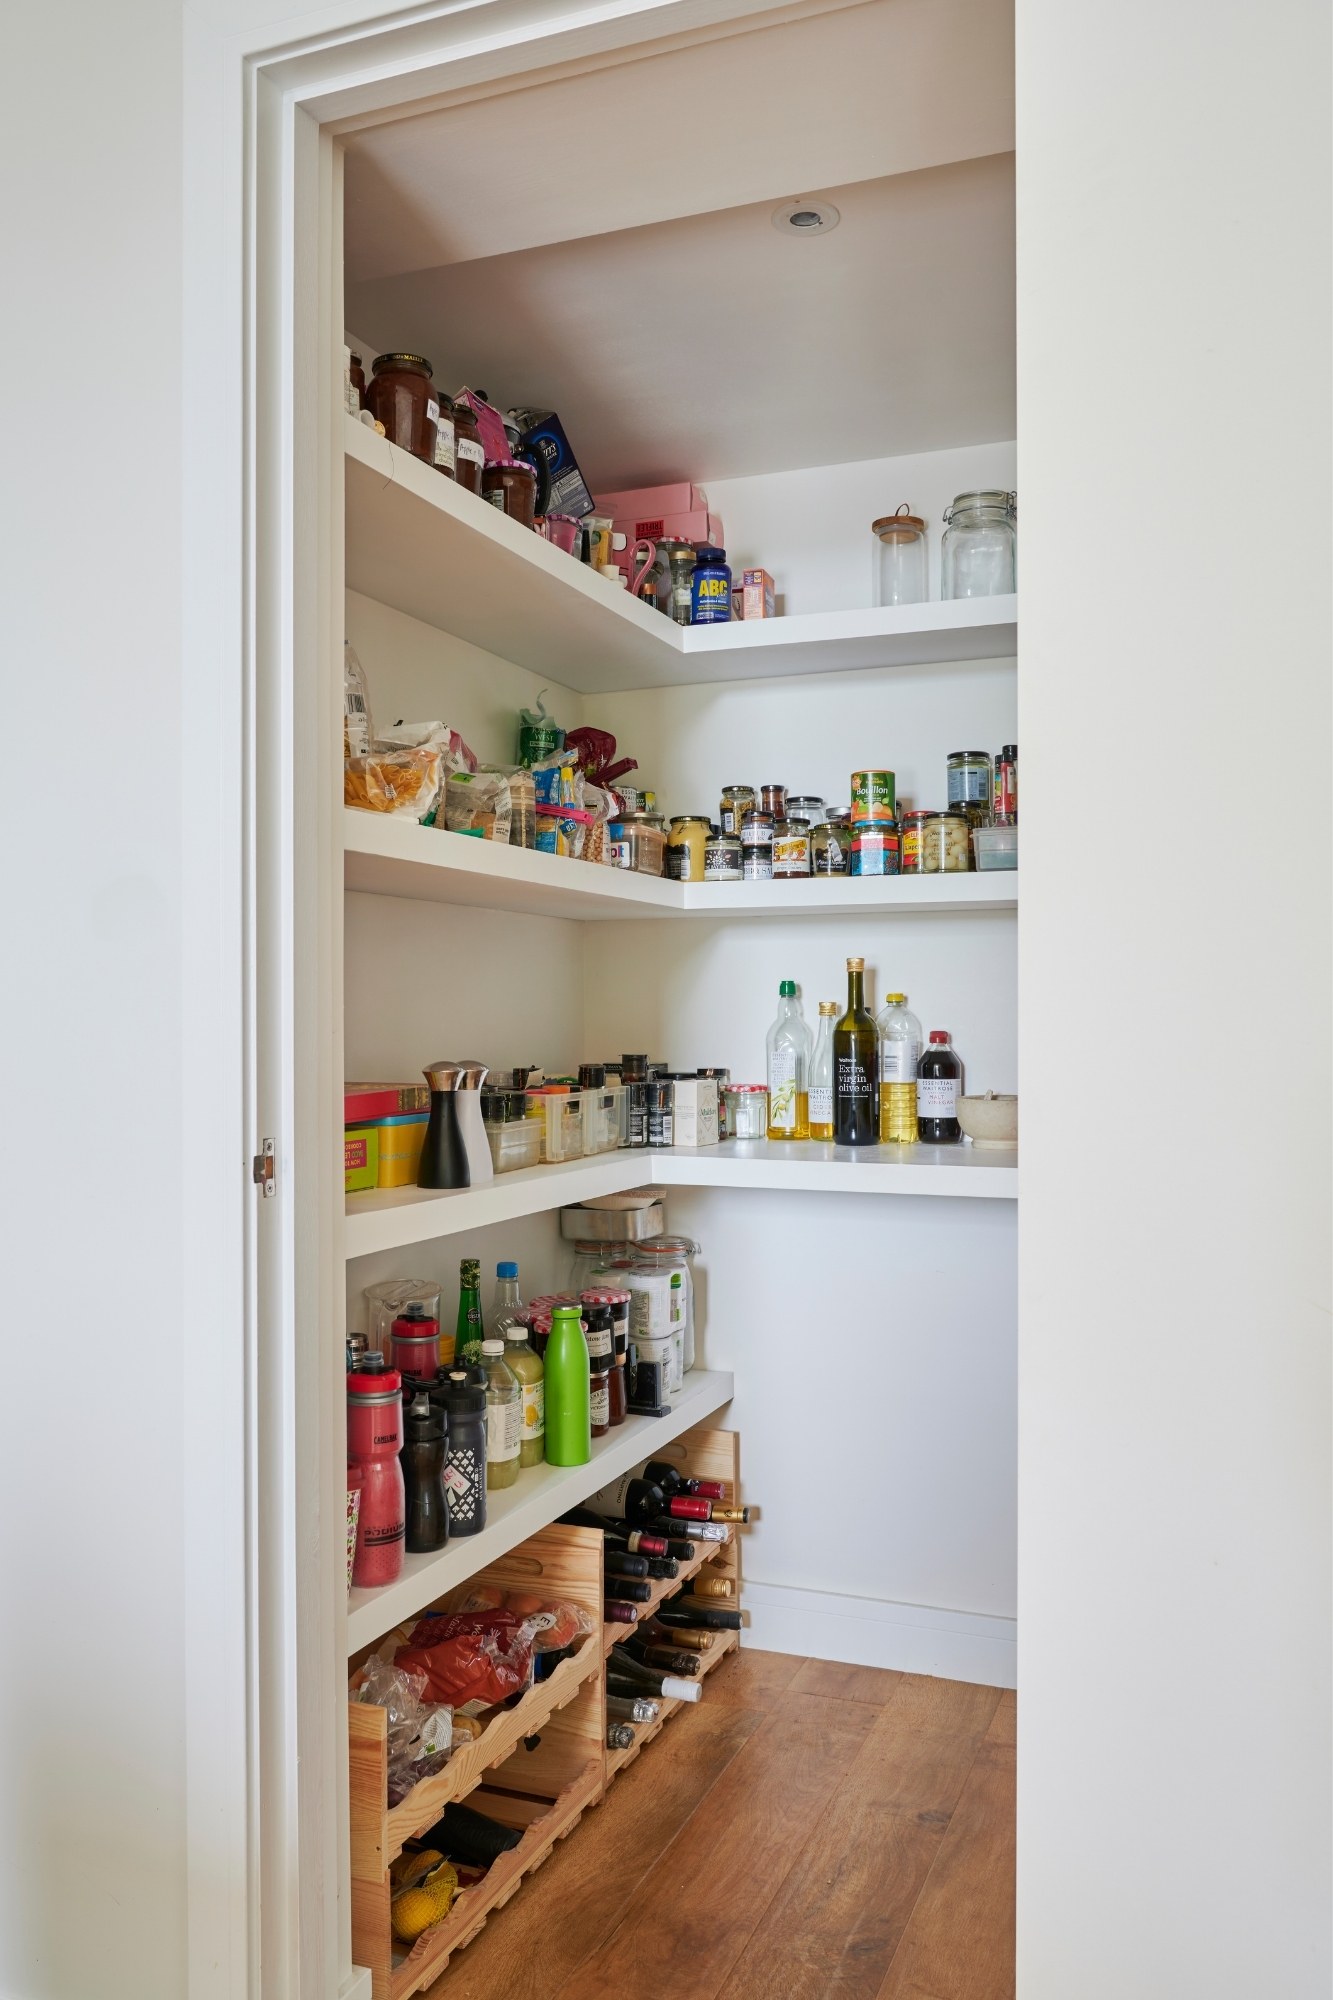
341 0 1015 486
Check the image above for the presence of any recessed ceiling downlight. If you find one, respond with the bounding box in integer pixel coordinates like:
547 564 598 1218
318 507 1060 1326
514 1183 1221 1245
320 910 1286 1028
772 199 840 236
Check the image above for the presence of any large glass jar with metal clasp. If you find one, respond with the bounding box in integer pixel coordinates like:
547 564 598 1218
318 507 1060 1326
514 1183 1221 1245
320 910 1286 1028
940 491 1016 599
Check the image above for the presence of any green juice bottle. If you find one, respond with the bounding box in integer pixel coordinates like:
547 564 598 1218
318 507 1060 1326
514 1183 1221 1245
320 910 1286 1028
544 1303 591 1466
455 1257 485 1367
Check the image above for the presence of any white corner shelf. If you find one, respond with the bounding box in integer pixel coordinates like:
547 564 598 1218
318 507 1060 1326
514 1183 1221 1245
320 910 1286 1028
346 1367 735 1653
346 1140 1017 1258
344 809 1018 919
344 417 1017 692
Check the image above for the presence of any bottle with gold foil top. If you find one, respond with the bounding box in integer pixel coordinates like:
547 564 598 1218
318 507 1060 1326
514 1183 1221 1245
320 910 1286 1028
684 1575 735 1599
834 957 879 1146
877 991 922 1144
809 1000 837 1140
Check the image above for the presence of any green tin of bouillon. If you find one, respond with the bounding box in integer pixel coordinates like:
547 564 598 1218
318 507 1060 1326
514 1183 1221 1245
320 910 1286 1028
850 769 896 821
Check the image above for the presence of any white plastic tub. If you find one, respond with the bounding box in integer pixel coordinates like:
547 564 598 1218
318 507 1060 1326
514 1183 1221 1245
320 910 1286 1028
972 825 1018 871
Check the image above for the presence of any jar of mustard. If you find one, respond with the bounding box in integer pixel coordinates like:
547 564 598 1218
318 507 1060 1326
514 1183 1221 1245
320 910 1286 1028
666 815 711 883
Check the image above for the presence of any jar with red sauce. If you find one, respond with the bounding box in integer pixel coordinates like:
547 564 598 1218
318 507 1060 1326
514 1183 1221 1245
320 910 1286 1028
365 353 438 464
482 457 539 531
452 399 485 494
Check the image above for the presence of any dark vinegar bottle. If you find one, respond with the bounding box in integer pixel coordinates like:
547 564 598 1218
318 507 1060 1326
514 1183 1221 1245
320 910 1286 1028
834 956 879 1146
917 1029 962 1142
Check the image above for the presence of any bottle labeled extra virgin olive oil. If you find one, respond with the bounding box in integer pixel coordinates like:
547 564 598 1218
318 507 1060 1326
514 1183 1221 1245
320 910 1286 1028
833 957 879 1146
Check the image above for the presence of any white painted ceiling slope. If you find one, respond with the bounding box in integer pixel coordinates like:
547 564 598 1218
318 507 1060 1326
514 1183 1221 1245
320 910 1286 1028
342 0 1014 486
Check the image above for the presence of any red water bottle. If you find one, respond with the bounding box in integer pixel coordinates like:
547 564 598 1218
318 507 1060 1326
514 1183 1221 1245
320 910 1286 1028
390 1303 441 1384
348 1358 405 1587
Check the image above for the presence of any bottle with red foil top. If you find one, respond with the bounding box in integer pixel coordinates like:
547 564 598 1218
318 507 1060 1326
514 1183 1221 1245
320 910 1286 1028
917 1029 963 1143
390 1302 442 1384
642 1458 728 1502
347 1358 405 1587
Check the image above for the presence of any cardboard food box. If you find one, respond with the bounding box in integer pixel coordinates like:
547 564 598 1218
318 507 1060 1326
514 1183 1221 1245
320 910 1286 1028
344 1126 379 1193
344 1081 431 1122
742 568 777 619
373 1112 430 1189
595 480 707 521
670 1075 720 1148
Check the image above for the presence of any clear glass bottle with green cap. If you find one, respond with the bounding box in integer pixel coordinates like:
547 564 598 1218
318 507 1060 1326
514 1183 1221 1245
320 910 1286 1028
765 980 811 1141
543 1304 591 1465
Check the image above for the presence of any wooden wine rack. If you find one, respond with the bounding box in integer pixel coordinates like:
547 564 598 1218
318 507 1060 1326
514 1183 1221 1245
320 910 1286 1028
347 1426 741 1997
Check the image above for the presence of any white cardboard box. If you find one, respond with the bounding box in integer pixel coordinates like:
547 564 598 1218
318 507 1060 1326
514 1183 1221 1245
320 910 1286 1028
670 1076 719 1147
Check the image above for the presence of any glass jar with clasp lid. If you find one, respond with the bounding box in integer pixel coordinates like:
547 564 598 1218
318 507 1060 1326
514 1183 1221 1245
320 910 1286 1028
941 491 1017 599
810 811 851 875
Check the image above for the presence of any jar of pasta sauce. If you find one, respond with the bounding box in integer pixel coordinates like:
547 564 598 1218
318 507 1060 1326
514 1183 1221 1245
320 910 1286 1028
366 353 437 463
740 812 774 880
483 458 539 530
772 819 811 877
452 400 485 494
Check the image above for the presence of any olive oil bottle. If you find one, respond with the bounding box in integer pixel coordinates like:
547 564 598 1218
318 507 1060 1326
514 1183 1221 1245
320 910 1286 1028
833 956 879 1145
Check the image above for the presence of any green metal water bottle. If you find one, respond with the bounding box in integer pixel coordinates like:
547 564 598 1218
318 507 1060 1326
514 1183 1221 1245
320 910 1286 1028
543 1304 591 1466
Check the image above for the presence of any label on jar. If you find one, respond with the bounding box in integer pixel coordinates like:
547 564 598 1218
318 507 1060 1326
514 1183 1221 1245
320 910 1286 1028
773 836 810 876
486 1397 521 1462
647 1108 674 1145
902 826 923 869
742 851 773 881
585 1320 614 1363
948 766 991 805
488 489 507 511
881 1038 919 1082
433 419 456 473
521 1381 545 1438
457 437 485 466
809 1082 833 1125
590 1381 610 1428
813 840 847 875
426 398 440 423
918 1076 958 1117
768 1049 798 1131
705 843 742 879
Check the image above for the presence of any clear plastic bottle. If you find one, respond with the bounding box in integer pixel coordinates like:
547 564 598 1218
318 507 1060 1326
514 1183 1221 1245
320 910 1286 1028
765 980 811 1141
503 1322 545 1468
877 992 922 1143
480 1338 521 1487
491 1260 526 1339
808 1000 837 1140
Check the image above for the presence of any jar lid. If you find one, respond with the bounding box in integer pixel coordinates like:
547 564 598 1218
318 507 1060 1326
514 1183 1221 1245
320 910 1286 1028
925 810 967 822
948 750 992 761
871 505 926 538
722 1083 768 1093
722 783 756 794
929 1029 951 1042
900 808 932 823
485 455 537 474
695 546 727 562
944 490 1015 519
852 818 897 830
669 814 712 827
372 351 433 375
1000 743 1017 759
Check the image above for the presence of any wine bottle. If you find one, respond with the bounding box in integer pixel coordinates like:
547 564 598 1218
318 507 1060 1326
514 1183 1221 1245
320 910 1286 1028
682 1575 734 1599
642 1518 721 1546
608 1650 702 1705
644 1623 712 1652
604 1577 652 1603
604 1602 639 1626
604 1550 649 1578
643 1555 680 1580
656 1603 743 1631
637 1526 699 1559
642 1460 728 1502
834 955 879 1146
622 1639 701 1676
583 1474 669 1527
608 1693 659 1723
607 1722 635 1750
560 1507 669 1557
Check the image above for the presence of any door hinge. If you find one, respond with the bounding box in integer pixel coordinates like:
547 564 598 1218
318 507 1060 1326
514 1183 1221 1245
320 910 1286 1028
252 1138 277 1197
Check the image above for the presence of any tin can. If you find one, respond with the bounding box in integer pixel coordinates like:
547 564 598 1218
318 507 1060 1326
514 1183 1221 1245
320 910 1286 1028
704 833 743 880
851 770 896 821
851 819 901 875
772 819 812 877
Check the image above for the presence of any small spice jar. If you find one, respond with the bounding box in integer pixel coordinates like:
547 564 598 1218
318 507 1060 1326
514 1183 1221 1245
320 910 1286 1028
703 831 743 881
772 819 812 877
366 353 438 463
921 811 971 873
758 783 788 817
786 795 827 825
740 811 774 880
719 784 756 837
431 393 457 478
722 1084 769 1141
851 819 901 875
452 400 485 494
666 815 711 883
946 750 993 811
646 1078 674 1146
483 458 539 530
899 809 931 874
810 813 852 875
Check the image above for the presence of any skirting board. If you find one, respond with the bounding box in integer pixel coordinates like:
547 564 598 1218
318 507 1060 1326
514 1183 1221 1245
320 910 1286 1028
742 1579 1017 1690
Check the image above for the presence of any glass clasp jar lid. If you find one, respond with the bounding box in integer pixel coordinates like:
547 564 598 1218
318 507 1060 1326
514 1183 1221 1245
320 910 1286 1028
943 489 1016 523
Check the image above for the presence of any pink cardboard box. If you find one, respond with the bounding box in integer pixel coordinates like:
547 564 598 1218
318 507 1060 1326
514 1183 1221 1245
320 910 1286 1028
595 479 706 521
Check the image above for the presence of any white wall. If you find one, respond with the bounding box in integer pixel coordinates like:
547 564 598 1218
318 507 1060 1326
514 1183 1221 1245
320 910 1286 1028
0 3 186 1997
1017 0 1331 1994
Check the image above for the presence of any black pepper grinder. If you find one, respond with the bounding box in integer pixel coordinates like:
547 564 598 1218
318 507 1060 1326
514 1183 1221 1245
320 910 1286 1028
400 1392 449 1554
418 1060 471 1189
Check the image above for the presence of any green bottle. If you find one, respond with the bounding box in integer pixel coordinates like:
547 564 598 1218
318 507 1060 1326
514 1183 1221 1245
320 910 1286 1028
544 1304 591 1466
455 1257 485 1367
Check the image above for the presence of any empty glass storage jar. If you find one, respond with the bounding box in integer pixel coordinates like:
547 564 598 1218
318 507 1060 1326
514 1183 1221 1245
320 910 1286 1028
941 491 1017 599
872 507 928 606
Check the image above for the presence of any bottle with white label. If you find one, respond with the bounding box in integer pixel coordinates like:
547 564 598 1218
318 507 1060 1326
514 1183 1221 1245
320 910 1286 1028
917 1029 962 1143
808 1000 837 1140
481 1340 522 1487
765 979 811 1141
877 991 922 1143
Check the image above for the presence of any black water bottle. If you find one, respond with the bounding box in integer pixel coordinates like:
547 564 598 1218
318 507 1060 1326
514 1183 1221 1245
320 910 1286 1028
400 1392 448 1554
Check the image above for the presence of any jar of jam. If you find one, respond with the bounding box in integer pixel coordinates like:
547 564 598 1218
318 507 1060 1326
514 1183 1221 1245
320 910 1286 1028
740 811 774 880
771 819 811 877
432 393 457 478
365 353 437 463
810 813 851 875
452 400 485 494
348 352 366 408
667 815 711 883
719 784 756 837
483 458 539 530
704 832 743 881
758 783 788 817
900 810 931 874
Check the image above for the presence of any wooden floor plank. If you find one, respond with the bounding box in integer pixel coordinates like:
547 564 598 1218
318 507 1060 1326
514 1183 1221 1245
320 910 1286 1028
873 1700 1016 2000
787 1658 906 1707
558 1690 879 2000
434 1698 769 2000
717 1677 1002 2000
698 1646 807 1710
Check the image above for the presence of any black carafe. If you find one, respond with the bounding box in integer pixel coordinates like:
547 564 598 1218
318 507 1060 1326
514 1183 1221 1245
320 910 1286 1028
418 1060 471 1189
401 1392 448 1554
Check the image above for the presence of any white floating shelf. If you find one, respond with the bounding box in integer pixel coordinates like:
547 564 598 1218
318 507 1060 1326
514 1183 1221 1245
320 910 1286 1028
344 810 1018 919
346 1140 1017 1258
346 1367 735 1652
344 417 1017 692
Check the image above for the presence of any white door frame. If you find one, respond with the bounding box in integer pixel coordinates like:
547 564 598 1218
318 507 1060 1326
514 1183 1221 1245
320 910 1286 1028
181 0 833 1992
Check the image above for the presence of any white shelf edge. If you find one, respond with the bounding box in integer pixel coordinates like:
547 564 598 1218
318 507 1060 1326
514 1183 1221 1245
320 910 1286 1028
346 1368 735 1652
345 1151 651 1259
